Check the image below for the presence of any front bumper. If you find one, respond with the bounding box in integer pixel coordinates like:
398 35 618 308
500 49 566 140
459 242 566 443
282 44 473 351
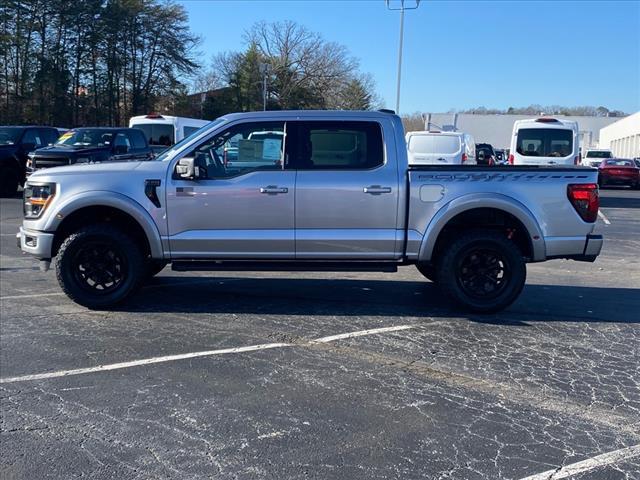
16 227 55 259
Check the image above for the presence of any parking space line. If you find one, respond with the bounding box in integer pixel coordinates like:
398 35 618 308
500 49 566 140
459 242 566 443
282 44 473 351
0 325 415 384
0 292 64 300
598 210 612 225
518 444 640 480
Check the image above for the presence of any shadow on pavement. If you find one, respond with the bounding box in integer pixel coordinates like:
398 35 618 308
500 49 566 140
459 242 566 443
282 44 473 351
119 275 640 325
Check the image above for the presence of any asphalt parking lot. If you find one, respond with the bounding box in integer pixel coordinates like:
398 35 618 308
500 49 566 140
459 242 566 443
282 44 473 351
1 189 639 480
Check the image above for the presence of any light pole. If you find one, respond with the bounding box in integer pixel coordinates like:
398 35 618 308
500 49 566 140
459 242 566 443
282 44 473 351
386 0 420 114
260 63 269 111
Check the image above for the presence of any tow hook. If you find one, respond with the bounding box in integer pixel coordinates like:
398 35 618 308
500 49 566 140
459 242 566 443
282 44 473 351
40 260 51 272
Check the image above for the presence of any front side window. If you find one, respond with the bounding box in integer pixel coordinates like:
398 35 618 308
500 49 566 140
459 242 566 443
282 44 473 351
516 128 573 157
21 129 43 147
288 121 384 170
183 122 285 179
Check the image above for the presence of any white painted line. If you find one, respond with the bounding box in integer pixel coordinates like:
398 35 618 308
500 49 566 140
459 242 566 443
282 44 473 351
598 210 611 225
0 325 416 384
0 343 291 384
518 444 640 480
310 325 415 343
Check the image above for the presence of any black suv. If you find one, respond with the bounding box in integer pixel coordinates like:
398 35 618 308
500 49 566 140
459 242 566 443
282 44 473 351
476 143 496 166
28 127 153 173
0 126 60 195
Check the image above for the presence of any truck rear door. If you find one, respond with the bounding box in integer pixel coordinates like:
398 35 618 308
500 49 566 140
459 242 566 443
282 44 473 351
288 120 400 259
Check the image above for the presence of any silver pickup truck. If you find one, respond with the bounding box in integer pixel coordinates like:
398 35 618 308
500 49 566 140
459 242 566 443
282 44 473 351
18 110 603 312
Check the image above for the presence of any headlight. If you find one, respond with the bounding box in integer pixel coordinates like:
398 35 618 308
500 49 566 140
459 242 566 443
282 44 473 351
24 183 56 219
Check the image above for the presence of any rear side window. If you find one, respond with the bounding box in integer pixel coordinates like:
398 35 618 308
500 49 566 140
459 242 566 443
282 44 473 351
289 121 383 170
517 128 573 157
408 135 461 155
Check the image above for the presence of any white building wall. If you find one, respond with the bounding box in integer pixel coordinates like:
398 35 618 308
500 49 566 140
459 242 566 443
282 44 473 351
599 112 640 158
424 113 622 150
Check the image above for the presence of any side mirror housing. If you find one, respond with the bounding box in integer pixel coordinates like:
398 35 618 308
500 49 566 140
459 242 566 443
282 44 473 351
175 157 206 180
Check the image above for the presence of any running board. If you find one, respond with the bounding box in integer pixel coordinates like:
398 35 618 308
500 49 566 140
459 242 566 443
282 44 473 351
171 260 399 273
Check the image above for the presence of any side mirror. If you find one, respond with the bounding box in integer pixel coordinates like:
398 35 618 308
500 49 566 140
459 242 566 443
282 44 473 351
175 157 207 180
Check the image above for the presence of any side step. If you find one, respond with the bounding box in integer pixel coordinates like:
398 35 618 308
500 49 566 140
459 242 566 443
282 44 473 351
171 260 399 273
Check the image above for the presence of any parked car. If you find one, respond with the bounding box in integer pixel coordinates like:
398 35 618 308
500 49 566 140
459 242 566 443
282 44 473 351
406 130 476 165
0 126 60 195
18 110 603 313
509 117 579 166
583 149 613 167
27 127 153 172
129 114 210 155
476 143 496 166
597 158 640 189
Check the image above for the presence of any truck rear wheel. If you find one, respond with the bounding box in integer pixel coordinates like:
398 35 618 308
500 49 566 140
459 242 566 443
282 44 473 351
55 224 144 309
436 230 526 313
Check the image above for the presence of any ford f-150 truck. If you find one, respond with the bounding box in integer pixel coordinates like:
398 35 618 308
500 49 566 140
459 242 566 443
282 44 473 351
17 110 603 312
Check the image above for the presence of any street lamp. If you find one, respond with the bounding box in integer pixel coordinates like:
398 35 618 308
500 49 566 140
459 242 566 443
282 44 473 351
260 63 270 111
386 0 420 114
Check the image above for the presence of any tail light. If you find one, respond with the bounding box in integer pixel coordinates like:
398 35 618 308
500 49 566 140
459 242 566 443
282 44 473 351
508 154 514 165
461 153 468 163
567 183 599 223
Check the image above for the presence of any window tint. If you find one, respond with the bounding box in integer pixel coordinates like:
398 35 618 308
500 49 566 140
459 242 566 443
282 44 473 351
133 124 174 147
289 121 383 170
40 129 59 145
586 151 612 158
409 134 461 155
129 129 147 149
183 122 285 179
114 133 130 152
22 129 43 147
516 128 573 157
183 126 200 138
604 159 633 166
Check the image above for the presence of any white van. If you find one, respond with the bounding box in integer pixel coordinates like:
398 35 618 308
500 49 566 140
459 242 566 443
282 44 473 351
129 114 210 154
582 149 613 167
509 117 579 166
406 131 477 165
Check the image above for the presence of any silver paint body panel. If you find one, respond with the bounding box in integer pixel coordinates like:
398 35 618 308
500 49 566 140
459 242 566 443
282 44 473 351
21 110 602 264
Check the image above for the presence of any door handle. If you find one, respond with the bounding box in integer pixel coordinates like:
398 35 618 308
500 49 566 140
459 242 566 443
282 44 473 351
363 185 392 195
260 186 288 195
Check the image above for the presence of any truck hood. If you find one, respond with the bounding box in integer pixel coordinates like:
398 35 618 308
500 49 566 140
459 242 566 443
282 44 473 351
32 145 108 156
28 160 147 179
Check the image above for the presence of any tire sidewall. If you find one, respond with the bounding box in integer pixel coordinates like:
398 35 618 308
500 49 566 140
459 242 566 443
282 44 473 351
437 231 526 313
56 225 143 308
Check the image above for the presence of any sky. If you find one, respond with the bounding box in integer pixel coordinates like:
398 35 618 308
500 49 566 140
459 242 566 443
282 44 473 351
180 0 640 114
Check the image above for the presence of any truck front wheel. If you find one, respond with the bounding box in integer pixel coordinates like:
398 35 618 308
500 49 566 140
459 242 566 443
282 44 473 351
436 230 526 313
55 224 144 309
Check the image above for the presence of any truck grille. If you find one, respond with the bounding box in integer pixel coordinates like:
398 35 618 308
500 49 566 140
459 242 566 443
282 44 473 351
33 156 71 169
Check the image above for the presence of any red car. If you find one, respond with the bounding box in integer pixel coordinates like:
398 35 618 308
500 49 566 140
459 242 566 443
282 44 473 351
598 159 640 189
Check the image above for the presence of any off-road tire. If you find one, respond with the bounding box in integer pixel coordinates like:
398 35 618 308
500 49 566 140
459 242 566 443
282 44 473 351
55 224 144 309
436 230 526 313
144 260 168 280
416 263 437 282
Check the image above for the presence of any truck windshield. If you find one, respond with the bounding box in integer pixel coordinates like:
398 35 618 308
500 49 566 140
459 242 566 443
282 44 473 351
55 129 115 148
516 128 573 157
0 127 24 145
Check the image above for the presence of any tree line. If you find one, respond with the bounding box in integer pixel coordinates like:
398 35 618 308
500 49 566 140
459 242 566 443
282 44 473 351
0 2 380 127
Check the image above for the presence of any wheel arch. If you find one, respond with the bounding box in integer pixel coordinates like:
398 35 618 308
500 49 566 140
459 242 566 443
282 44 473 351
418 194 546 263
46 191 164 259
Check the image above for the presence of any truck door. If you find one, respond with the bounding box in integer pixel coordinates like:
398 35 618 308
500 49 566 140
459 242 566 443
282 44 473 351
289 120 400 259
166 121 295 258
